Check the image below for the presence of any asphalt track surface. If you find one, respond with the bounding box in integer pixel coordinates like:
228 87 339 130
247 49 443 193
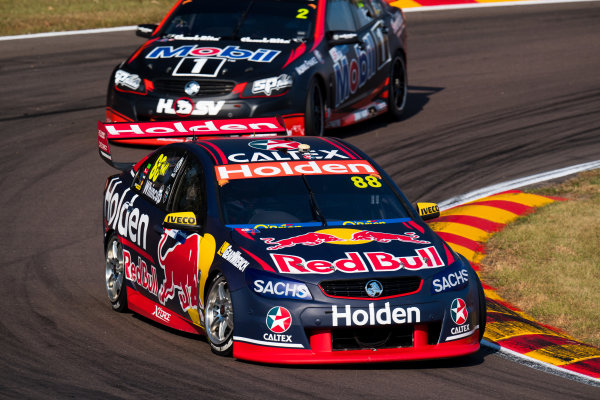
0 2 599 399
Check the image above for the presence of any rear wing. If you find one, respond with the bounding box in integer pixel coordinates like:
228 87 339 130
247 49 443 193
98 117 287 170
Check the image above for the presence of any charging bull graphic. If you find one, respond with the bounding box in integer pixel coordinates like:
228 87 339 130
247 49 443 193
157 231 200 312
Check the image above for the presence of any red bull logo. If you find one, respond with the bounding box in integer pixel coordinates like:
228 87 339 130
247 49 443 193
157 232 200 311
124 250 158 295
261 229 430 251
271 246 445 274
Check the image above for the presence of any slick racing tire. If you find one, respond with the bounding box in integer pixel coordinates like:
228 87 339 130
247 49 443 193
105 233 127 312
204 273 234 356
388 52 408 120
475 273 487 342
305 80 325 136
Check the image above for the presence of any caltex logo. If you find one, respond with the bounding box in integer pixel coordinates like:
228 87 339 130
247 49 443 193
249 139 300 151
266 306 292 333
450 298 468 325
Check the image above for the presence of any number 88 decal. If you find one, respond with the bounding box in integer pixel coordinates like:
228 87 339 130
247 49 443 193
351 175 382 188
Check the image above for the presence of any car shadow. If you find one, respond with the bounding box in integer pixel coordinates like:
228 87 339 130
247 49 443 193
333 85 444 139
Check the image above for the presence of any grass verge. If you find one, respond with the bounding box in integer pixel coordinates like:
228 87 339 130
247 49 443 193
0 0 174 36
481 169 600 347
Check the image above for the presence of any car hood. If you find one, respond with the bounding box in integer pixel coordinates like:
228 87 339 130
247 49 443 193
126 38 307 81
231 221 458 286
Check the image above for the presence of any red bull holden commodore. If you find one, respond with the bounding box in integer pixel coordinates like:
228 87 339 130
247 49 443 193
100 118 486 364
106 0 408 137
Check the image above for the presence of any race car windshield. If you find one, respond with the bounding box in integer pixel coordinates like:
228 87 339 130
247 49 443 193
219 174 411 226
162 0 316 41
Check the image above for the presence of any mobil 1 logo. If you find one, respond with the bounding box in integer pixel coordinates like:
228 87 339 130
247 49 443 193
173 57 226 77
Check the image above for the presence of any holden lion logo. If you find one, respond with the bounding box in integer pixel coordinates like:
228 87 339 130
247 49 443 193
450 298 468 325
266 306 292 333
184 81 200 96
365 280 383 298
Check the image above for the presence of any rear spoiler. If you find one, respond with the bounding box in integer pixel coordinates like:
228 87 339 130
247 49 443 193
98 117 287 170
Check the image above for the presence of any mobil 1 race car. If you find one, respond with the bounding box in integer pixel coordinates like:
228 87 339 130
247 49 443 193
106 0 408 137
99 118 486 364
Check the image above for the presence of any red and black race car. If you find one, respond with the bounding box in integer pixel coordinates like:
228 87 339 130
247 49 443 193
100 119 486 364
106 0 408 136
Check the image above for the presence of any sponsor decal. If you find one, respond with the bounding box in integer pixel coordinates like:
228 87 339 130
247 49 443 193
270 247 444 274
450 298 468 325
295 56 318 75
332 302 420 327
214 160 376 180
266 306 292 333
432 268 469 294
333 23 390 106
146 45 280 63
252 74 293 96
102 119 283 137
241 37 291 44
142 182 163 204
171 157 184 178
165 34 221 41
105 180 149 250
342 220 385 225
172 57 226 77
249 139 301 151
156 98 224 117
262 228 429 251
152 304 172 323
149 154 170 181
124 249 158 295
313 49 324 64
253 279 310 300
227 148 348 163
114 69 142 90
157 232 200 311
164 212 197 226
217 241 250 272
252 223 303 229
329 47 343 63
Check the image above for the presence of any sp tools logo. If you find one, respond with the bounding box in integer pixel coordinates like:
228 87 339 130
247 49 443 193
450 298 468 325
266 306 292 333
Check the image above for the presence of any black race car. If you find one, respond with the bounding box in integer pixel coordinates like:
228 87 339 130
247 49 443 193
99 119 486 364
106 0 408 137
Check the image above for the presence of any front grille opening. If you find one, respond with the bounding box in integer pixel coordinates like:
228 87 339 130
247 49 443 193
320 276 422 299
331 325 414 351
427 321 442 345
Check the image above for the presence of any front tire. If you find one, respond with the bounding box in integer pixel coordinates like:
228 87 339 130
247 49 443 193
304 80 324 136
475 273 487 342
204 273 234 356
388 53 408 120
105 233 127 312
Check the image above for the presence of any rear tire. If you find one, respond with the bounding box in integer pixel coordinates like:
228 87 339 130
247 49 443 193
204 273 234 356
304 80 324 136
105 233 127 312
388 53 408 120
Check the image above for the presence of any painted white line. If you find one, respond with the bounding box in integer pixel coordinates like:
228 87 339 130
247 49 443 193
402 0 599 13
1 0 599 41
0 26 136 41
481 340 600 386
439 160 600 210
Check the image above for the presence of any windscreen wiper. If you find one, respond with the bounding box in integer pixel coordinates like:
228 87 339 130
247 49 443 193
232 0 254 40
301 174 327 227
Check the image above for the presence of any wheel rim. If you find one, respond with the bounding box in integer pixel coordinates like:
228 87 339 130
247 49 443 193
205 277 234 345
391 57 407 111
311 85 324 136
105 237 124 302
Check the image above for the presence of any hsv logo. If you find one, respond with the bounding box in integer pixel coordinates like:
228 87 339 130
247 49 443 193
266 306 292 333
451 298 468 325
262 229 430 251
156 98 224 117
248 139 301 151
157 232 200 312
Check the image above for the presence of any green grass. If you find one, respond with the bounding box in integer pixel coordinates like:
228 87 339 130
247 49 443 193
0 0 175 36
481 169 600 347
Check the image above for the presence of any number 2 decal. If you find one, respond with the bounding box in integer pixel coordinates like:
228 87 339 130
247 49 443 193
296 8 309 19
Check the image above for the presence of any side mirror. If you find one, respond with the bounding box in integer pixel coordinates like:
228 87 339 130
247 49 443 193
136 24 158 38
416 202 440 221
326 31 360 46
163 212 202 231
